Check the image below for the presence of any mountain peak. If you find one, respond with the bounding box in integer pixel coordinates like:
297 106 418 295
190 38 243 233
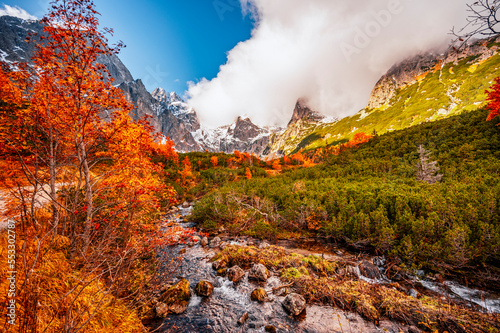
288 98 324 125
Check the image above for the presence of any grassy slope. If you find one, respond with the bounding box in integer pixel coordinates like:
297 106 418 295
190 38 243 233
282 46 500 153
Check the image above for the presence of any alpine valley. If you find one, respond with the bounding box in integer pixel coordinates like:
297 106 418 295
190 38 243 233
3 3 500 333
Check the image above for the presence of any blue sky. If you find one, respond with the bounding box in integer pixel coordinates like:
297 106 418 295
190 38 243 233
3 0 255 95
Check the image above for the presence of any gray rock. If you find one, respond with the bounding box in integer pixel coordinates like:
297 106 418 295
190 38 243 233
408 289 419 298
210 236 221 248
283 293 306 316
248 263 270 281
200 236 209 247
228 265 245 283
358 260 381 280
259 241 271 249
182 201 190 208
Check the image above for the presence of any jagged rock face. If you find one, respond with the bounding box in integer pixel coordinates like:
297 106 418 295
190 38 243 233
289 99 325 125
367 37 500 109
97 54 134 86
229 117 267 143
0 16 43 63
152 88 201 133
266 99 327 157
118 79 161 131
194 116 276 155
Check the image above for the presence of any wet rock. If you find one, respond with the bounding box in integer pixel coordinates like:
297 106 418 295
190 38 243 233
182 201 190 208
228 265 245 283
345 265 359 277
155 302 168 318
359 260 381 280
408 289 419 299
195 280 214 297
212 256 228 270
187 242 194 247
210 236 221 248
248 263 270 281
259 241 270 249
249 321 266 329
158 279 191 315
217 268 227 277
251 288 268 303
179 248 187 254
408 326 421 333
265 325 277 333
237 311 249 325
283 293 306 316
200 236 208 247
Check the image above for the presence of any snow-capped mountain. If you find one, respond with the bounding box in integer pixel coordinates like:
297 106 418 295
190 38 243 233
192 116 281 156
150 89 280 155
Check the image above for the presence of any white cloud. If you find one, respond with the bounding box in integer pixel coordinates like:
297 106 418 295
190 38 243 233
188 0 471 128
0 5 37 20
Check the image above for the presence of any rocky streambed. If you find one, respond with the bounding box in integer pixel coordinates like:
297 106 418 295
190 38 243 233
147 204 500 333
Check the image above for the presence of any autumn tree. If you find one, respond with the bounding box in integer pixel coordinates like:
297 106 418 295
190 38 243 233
0 0 178 331
245 167 252 179
210 155 218 167
486 77 500 123
180 156 193 186
272 159 282 171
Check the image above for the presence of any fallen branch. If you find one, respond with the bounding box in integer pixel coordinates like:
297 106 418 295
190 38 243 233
272 282 294 293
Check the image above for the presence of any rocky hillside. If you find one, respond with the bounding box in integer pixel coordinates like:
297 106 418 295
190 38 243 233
266 99 330 156
268 36 500 154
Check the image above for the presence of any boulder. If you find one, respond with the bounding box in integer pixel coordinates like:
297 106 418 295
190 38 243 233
158 279 191 315
182 201 190 208
216 268 227 277
195 280 214 297
282 293 306 316
358 260 381 280
259 241 270 249
200 236 209 247
228 265 245 283
250 288 268 303
155 302 168 318
210 236 221 248
237 311 249 325
212 255 228 270
248 263 270 281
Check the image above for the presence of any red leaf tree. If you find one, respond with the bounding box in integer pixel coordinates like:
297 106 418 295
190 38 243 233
486 77 500 124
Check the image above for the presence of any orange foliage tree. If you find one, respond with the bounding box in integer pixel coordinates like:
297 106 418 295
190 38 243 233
210 155 218 167
245 167 252 179
0 1 178 331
